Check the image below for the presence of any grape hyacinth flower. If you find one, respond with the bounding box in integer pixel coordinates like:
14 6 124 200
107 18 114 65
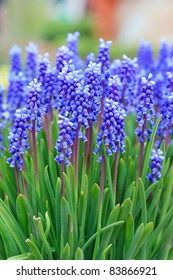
147 149 164 183
66 31 80 57
27 79 43 132
97 38 112 128
37 53 50 86
94 99 127 160
137 39 154 75
25 42 38 83
7 72 26 121
135 73 155 176
156 39 170 74
55 46 73 74
116 55 138 106
0 84 5 154
86 52 95 67
94 98 127 197
26 79 43 182
84 61 102 124
107 75 122 102
57 62 84 116
55 115 76 196
55 116 76 167
9 45 22 75
97 38 112 80
7 107 29 194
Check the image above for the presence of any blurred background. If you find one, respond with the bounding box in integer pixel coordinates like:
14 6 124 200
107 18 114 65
0 0 173 64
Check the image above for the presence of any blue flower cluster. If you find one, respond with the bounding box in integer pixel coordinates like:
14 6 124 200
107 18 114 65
25 42 38 83
97 38 112 81
147 149 164 183
137 39 154 75
6 108 29 170
135 74 155 143
94 98 127 162
7 72 26 121
9 45 22 75
0 84 5 154
55 116 76 166
26 79 43 132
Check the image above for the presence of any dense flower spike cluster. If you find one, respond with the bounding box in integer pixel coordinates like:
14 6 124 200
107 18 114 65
0 84 5 153
137 39 154 74
97 38 112 82
94 99 127 162
9 45 22 75
107 75 122 102
55 46 72 74
0 34 171 180
135 74 155 143
7 72 26 120
57 62 83 115
84 61 102 124
25 42 38 83
7 108 29 170
26 79 42 132
147 149 164 183
66 31 80 57
55 116 76 166
37 53 50 85
115 55 138 105
43 67 57 114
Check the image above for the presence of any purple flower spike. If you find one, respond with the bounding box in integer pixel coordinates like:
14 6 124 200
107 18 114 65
71 84 90 131
7 108 29 170
117 55 138 105
157 39 170 72
94 99 127 161
137 39 154 74
84 61 102 124
57 62 83 115
27 79 43 132
107 75 122 102
86 52 95 67
147 149 164 183
97 38 112 80
9 45 22 75
37 53 50 85
55 46 73 74
135 73 155 144
55 116 76 166
66 31 80 57
0 84 5 154
43 67 57 114
25 42 38 83
7 72 26 121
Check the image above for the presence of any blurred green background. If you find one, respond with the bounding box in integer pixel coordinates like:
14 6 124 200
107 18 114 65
0 0 138 67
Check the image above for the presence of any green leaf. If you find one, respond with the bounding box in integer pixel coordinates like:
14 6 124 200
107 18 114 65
62 243 70 260
0 199 27 253
60 197 70 255
7 253 29 260
147 204 173 249
117 158 127 203
75 247 84 260
26 239 43 260
125 214 134 253
134 222 153 258
0 218 20 258
16 195 28 235
138 178 147 224
124 223 144 260
82 221 124 252
101 244 112 260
